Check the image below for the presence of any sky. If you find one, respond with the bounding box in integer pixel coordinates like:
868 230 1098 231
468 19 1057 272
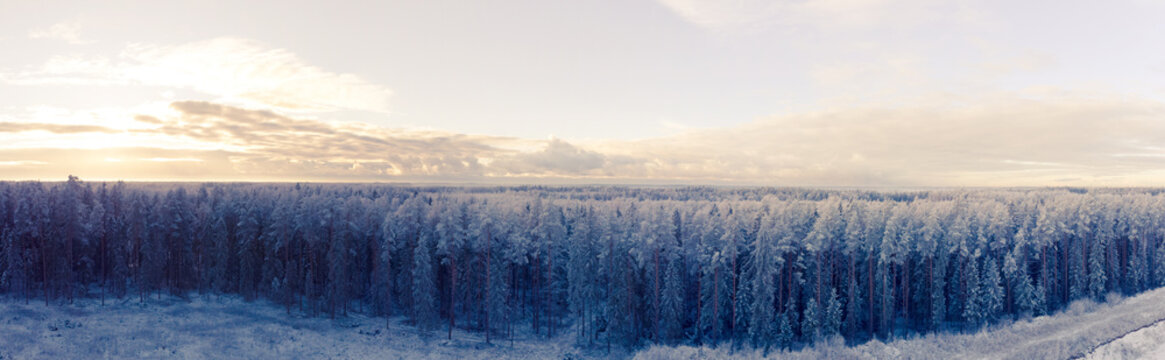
1 0 1163 186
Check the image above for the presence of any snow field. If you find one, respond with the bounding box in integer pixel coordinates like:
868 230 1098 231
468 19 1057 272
0 294 593 360
4 283 1165 359
635 286 1165 360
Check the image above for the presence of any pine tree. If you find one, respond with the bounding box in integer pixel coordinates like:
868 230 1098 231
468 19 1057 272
982 255 1004 323
824 287 843 337
1 181 1164 353
802 297 820 341
413 231 437 335
878 204 905 339
566 206 599 345
918 203 947 331
1088 224 1108 300
699 226 728 344
930 253 947 330
1156 240 1165 287
139 194 168 301
661 248 686 344
236 202 264 301
1006 248 1037 317
379 206 396 325
776 302 795 350
1069 202 1090 301
326 199 354 318
962 252 983 329
208 210 230 294
747 216 778 349
486 226 510 344
1 231 25 301
536 201 567 339
434 201 467 339
262 201 292 313
162 188 193 296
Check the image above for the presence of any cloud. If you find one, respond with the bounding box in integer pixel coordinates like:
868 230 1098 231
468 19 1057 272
0 147 238 181
141 157 204 162
654 0 786 28
0 160 49 167
162 95 1165 186
1 56 123 86
2 37 392 113
3 95 1164 186
133 115 164 124
488 138 633 177
28 21 92 44
0 122 120 134
151 101 509 179
115 101 636 181
654 0 967 31
598 94 1165 186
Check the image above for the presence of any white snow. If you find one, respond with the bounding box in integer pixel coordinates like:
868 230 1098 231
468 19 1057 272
6 288 1165 359
635 288 1165 360
1086 317 1165 359
0 294 596 360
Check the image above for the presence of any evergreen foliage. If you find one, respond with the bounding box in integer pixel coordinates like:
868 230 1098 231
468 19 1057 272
1 179 1164 350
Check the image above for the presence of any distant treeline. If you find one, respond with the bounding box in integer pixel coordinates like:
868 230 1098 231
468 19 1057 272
2 177 1165 352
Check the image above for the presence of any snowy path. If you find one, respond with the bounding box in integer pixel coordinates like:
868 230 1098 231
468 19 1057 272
976 289 1165 360
891 288 1165 360
634 287 1165 360
0 294 602 360
1084 317 1165 359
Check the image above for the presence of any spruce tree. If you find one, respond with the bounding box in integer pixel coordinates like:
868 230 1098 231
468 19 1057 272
982 255 1004 323
413 231 437 335
962 252 983 329
802 297 820 341
776 302 795 350
661 249 685 344
824 287 843 336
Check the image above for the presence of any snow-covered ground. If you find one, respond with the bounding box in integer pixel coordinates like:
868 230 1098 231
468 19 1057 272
1085 318 1165 359
635 287 1165 360
0 294 600 360
5 288 1165 359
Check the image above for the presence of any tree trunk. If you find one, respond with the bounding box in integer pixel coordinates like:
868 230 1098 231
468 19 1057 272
66 223 74 304
533 254 540 335
101 233 107 306
695 261 702 345
547 243 555 338
731 248 738 337
484 228 491 344
816 252 823 307
449 255 456 340
713 266 720 340
606 236 614 354
926 256 933 329
653 245 661 342
777 257 784 314
1063 239 1069 304
851 255 858 334
1083 233 1089 298
511 265 517 348
868 251 875 335
41 234 49 306
904 257 911 329
391 240 396 326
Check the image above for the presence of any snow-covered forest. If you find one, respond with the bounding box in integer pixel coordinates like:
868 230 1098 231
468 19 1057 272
3 177 1165 353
